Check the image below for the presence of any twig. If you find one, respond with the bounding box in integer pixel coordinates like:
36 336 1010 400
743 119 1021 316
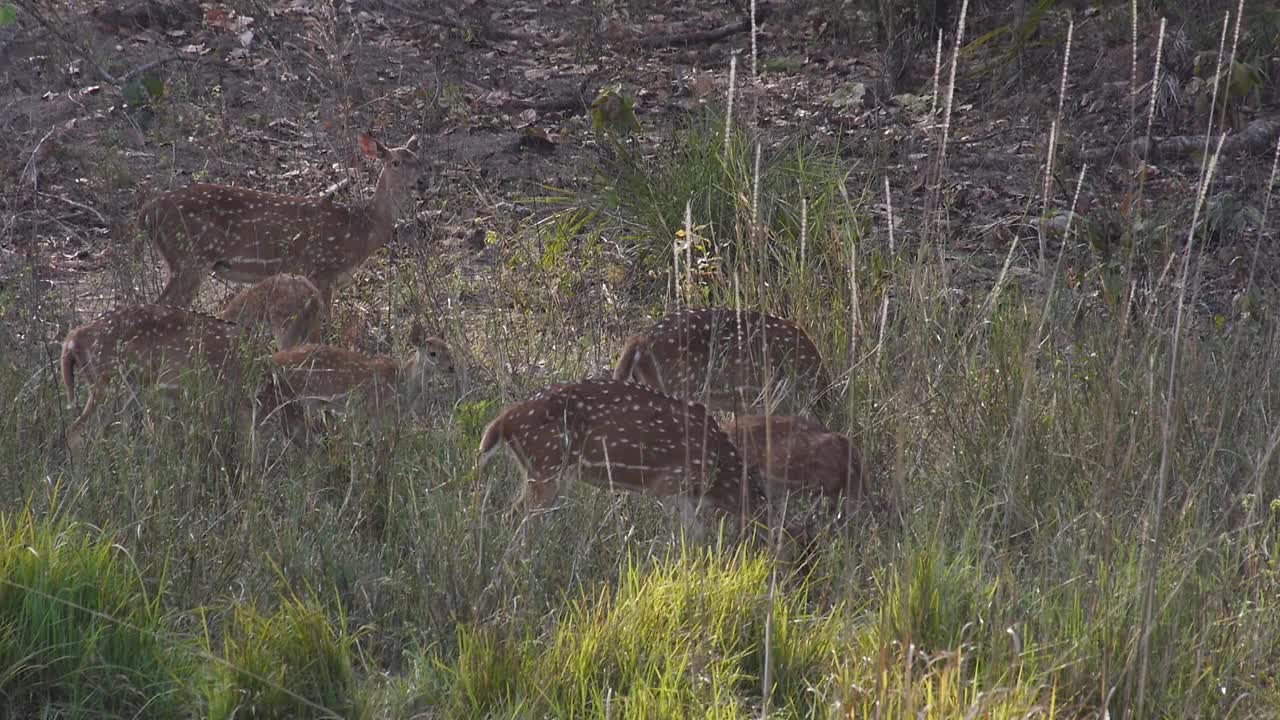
1085 118 1280 164
115 54 184 85
21 125 57 191
632 8 773 49
322 177 352 199
38 191 110 226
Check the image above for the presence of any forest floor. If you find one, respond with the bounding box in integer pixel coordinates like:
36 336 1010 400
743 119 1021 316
2 0 1280 717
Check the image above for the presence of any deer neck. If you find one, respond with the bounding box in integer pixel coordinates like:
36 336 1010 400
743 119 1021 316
358 169 409 255
397 351 427 391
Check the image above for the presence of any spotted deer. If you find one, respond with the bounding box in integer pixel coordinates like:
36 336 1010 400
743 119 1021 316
258 331 458 443
477 379 769 527
613 308 832 414
219 274 325 350
145 132 424 308
723 415 868 514
60 305 260 452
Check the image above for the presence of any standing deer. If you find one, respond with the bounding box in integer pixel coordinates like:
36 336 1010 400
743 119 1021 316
258 332 458 444
476 379 769 526
60 305 262 452
613 308 832 414
144 132 424 308
219 274 325 350
723 415 868 514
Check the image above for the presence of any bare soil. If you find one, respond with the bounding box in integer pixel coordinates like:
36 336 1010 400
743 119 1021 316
2 0 1278 351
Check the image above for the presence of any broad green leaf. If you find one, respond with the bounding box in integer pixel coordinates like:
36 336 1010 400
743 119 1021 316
142 75 166 100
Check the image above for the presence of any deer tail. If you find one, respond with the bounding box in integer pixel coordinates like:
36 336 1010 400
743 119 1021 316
613 334 647 383
477 413 508 469
60 337 82 407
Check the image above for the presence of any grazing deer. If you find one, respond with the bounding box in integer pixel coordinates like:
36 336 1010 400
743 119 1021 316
259 331 458 443
613 308 832 414
723 415 868 514
144 132 424 308
219 274 325 350
476 379 769 525
60 305 259 452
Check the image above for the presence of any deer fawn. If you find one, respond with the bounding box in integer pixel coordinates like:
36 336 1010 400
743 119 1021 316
258 331 458 444
723 415 868 514
477 379 769 524
145 132 424 308
60 305 261 452
219 274 325 350
613 308 832 414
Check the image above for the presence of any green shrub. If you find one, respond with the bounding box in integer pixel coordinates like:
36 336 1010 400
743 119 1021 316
205 596 364 719
422 547 842 718
0 506 189 716
591 108 858 295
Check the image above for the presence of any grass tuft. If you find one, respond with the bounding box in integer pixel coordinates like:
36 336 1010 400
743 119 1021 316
204 594 364 720
423 547 842 718
0 504 189 716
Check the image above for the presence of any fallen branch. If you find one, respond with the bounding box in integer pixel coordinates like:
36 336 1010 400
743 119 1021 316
632 18 749 48
40 191 110 227
504 80 595 115
1087 117 1280 164
631 4 775 49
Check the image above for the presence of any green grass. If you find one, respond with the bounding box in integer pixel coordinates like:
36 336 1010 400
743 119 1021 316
0 504 189 717
204 595 364 719
419 546 843 718
5 56 1280 720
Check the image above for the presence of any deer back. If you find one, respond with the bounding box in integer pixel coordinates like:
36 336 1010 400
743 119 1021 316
219 274 325 350
64 305 245 389
146 134 424 301
482 379 767 516
145 185 372 280
618 308 830 411
268 344 387 402
724 415 866 503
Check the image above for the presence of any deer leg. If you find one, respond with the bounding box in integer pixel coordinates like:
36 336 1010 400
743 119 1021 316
66 383 121 457
255 378 305 450
314 281 336 313
232 398 260 466
239 397 272 473
285 402 320 448
677 497 706 545
522 473 560 514
65 386 102 455
157 268 204 307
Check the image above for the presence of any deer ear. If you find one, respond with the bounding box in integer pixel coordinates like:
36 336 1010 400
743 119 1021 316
357 132 386 160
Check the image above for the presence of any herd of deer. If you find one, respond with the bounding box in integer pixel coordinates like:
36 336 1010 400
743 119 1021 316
57 131 872 529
